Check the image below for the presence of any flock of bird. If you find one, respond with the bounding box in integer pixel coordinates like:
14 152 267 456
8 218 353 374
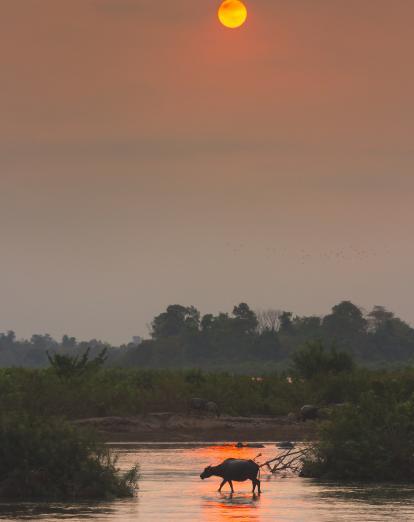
224 242 391 264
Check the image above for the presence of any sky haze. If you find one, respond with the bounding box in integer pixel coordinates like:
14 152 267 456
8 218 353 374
1 0 413 343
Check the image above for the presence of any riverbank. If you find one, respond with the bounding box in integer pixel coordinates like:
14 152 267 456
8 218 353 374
74 413 316 442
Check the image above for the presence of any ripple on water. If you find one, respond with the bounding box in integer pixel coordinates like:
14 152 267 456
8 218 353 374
2 444 414 521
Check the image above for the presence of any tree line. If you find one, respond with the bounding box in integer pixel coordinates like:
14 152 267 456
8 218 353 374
1 300 414 370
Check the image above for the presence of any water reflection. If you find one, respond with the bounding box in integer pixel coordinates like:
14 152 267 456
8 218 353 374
0 501 115 519
2 444 414 521
202 493 260 521
193 444 264 463
0 499 140 521
317 482 414 503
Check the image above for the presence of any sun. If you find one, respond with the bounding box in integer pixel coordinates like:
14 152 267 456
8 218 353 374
218 0 248 29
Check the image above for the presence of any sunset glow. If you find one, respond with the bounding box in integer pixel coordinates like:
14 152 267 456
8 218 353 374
218 0 247 29
3 0 414 518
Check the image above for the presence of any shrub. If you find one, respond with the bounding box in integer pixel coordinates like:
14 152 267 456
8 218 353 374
291 340 354 380
302 390 414 481
0 415 139 500
47 347 107 380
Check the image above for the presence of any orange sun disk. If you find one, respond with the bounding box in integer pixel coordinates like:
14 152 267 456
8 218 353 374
218 0 248 29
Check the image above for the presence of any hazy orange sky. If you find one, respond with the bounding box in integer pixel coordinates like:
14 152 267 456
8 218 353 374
1 0 413 343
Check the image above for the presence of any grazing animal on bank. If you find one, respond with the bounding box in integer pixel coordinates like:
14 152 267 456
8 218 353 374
189 398 220 417
200 458 261 494
277 441 295 449
300 404 319 421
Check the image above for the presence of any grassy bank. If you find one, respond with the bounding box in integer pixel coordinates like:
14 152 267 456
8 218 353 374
2 365 414 419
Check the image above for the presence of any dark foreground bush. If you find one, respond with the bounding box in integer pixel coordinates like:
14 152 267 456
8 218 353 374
302 391 414 482
0 415 139 500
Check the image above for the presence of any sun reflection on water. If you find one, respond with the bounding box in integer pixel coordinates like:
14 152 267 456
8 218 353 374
193 444 264 463
193 444 270 520
202 492 261 521
4 444 414 521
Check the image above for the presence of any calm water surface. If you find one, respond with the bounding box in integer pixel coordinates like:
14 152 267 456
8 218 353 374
1 443 414 521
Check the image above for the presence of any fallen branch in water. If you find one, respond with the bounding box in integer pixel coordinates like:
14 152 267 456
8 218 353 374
259 446 312 474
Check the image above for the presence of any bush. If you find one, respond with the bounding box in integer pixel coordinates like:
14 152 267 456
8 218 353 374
291 340 354 380
0 367 307 418
0 415 139 500
2 366 414 421
302 390 414 481
46 347 107 380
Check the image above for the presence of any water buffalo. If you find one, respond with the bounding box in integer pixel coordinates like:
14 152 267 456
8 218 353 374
277 441 295 449
189 398 220 417
236 442 264 448
200 458 261 494
300 404 319 421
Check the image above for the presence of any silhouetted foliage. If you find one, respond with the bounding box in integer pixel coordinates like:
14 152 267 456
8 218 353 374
302 389 414 481
2 301 414 370
47 347 108 379
291 341 355 380
0 414 138 499
323 301 368 338
151 305 200 339
3 361 414 422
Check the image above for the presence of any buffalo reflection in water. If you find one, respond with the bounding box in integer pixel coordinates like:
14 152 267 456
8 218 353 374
202 492 261 521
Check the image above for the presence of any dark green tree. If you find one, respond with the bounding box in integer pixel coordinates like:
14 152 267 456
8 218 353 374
290 340 354 380
30 334 57 351
47 347 107 379
232 303 258 335
255 329 281 360
323 301 367 339
368 305 394 332
62 335 77 350
151 305 200 339
279 311 293 333
201 314 214 332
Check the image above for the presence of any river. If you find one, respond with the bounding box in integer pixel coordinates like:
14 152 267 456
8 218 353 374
1 443 414 521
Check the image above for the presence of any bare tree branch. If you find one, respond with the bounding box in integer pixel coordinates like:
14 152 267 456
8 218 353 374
259 446 312 474
256 309 282 333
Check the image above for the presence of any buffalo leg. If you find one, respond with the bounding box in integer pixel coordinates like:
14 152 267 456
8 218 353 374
228 480 234 493
252 479 261 494
218 479 227 492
